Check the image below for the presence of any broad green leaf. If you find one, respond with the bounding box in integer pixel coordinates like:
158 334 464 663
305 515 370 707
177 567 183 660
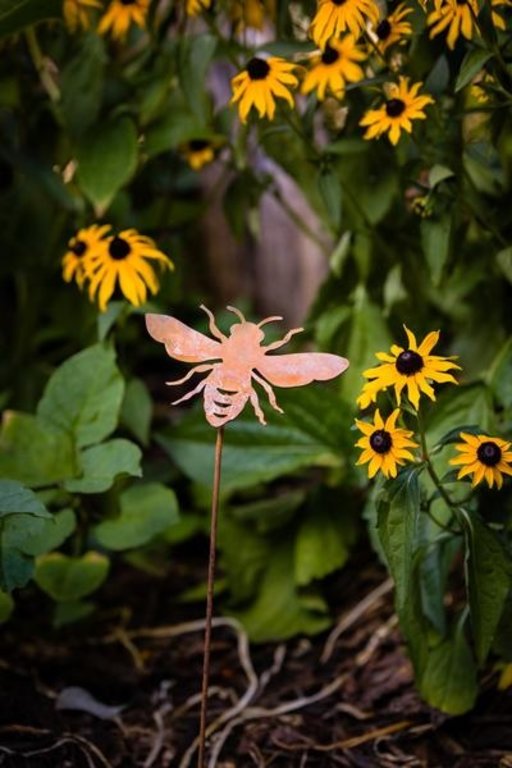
0 412 76 488
425 385 494 450
54 600 95 627
230 490 305 534
94 483 179 551
461 511 512 665
35 552 110 601
60 34 106 138
0 589 13 623
455 48 492 92
218 516 272 603
64 439 142 494
318 168 342 231
419 619 478 715
421 215 452 286
493 594 512 662
3 508 75 557
429 165 454 188
0 0 61 38
38 344 125 449
294 491 358 585
76 117 138 213
487 337 512 409
0 480 50 519
231 541 330 642
178 34 217 120
144 106 210 157
496 247 512 285
0 547 33 591
377 468 421 613
158 386 350 494
120 379 152 446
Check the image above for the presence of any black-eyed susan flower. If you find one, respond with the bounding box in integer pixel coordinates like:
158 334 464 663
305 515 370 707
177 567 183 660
301 35 366 101
310 0 379 48
360 76 434 145
185 0 211 16
98 0 149 41
427 0 478 49
357 326 460 410
63 0 101 31
369 2 413 53
181 139 216 170
450 433 512 489
230 56 299 123
355 408 418 479
62 224 110 288
86 229 174 312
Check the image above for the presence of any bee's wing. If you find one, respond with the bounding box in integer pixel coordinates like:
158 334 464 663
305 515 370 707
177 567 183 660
146 313 222 363
256 353 349 387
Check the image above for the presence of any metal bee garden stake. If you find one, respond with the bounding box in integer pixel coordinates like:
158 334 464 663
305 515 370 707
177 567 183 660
146 305 349 767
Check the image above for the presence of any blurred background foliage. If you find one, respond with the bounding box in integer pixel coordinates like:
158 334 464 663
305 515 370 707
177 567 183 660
0 0 512 715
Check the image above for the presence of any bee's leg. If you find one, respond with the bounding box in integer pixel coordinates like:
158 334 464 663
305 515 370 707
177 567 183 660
249 389 267 426
166 364 212 386
263 327 304 352
200 304 227 341
171 378 207 405
253 372 284 414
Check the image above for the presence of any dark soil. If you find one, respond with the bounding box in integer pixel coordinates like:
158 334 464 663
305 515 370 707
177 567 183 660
1 546 511 768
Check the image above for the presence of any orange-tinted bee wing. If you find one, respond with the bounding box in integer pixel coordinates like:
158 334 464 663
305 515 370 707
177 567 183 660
146 313 222 363
257 353 349 387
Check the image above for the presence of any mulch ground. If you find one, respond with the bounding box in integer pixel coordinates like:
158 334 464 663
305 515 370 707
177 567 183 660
1 544 511 768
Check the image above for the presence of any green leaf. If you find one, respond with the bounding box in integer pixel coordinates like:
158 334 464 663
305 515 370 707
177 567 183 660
35 552 110 601
3 508 76 557
54 600 95 627
461 511 512 665
230 490 305 534
218 515 272 603
158 386 350 494
496 247 512 285
421 215 452 286
38 344 125 449
60 34 106 138
0 0 61 38
94 483 179 551
455 48 492 92
177 34 217 119
0 589 13 623
0 412 76 488
0 547 33 591
120 379 152 446
231 541 330 642
428 165 455 188
76 117 138 214
0 480 50 519
294 491 358 585
487 337 512 409
64 439 142 494
425 385 494 450
318 168 342 231
419 619 478 715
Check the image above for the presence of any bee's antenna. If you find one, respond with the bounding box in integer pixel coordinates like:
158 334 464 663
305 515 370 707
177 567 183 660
226 306 246 322
258 316 283 328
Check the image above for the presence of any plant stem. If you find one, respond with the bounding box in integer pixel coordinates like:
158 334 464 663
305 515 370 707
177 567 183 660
25 28 61 104
197 425 224 768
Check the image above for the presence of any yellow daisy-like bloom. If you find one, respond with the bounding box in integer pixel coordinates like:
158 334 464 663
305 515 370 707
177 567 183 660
355 409 418 479
427 0 478 49
301 35 367 101
360 76 434 145
230 0 275 29
450 433 512 489
357 326 460 410
370 2 413 53
98 0 149 41
63 0 102 31
310 0 379 48
86 229 174 312
62 224 110 289
230 56 299 124
181 139 216 170
491 0 512 30
185 0 211 16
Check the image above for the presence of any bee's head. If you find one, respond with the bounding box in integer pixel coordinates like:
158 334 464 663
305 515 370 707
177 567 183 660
230 322 265 344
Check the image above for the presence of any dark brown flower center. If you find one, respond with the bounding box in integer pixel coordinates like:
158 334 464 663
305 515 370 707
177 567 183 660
189 139 210 151
71 240 87 257
109 236 131 260
321 45 340 65
456 0 467 5
386 98 406 117
477 441 502 467
332 0 347 5
376 19 391 39
395 350 424 375
120 0 137 5
247 57 270 80
370 429 393 454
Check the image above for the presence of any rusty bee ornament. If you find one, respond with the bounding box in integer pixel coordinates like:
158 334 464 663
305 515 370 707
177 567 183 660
146 305 349 427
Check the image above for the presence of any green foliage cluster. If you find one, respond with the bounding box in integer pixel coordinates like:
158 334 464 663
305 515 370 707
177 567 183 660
1 0 512 716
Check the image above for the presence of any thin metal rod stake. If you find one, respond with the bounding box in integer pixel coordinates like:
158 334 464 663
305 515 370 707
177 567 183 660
197 426 224 768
